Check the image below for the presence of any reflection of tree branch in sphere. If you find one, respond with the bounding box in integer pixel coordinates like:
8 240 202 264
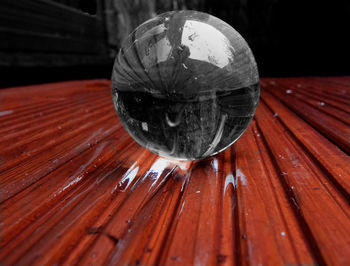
112 11 260 160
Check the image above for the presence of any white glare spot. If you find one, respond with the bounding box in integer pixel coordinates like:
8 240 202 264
0 110 13 116
225 173 235 191
236 169 247 186
141 122 148 131
212 158 218 172
181 20 233 68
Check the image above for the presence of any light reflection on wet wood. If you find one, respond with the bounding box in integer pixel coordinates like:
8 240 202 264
0 78 349 265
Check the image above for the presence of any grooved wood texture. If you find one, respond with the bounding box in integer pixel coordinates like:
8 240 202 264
0 78 349 265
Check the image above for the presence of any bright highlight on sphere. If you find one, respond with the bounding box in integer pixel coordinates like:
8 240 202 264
112 10 260 160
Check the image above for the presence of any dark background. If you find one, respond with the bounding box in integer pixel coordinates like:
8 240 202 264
1 0 349 88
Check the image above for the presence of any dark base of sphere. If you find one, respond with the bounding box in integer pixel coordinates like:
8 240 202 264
112 11 260 160
114 83 259 160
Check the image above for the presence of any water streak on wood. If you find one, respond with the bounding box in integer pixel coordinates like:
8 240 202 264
0 78 349 265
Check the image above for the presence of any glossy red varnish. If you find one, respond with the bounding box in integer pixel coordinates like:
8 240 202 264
0 78 349 265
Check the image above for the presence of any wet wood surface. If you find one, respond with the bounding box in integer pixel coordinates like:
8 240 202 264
0 77 349 265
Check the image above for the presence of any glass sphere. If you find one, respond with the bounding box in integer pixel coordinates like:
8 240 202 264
112 10 260 160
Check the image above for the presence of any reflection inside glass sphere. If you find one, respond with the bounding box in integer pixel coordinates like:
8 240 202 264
112 10 260 160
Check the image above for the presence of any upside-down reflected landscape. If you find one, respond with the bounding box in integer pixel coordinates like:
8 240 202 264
112 11 260 160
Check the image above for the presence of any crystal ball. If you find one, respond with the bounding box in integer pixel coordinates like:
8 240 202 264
112 10 260 160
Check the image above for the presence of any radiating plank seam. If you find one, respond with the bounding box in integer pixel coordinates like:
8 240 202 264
72 150 159 264
1 127 129 212
0 123 122 203
215 153 225 265
216 152 228 265
0 131 131 251
283 81 350 105
257 97 350 264
316 77 350 87
262 80 350 112
0 141 131 264
261 90 350 195
254 111 327 266
190 176 206 265
322 89 350 101
232 145 245 266
8 143 143 265
225 147 236 265
58 146 151 265
226 146 240 265
283 77 350 95
0 99 72 124
287 130 350 204
257 97 344 264
292 96 350 126
0 120 119 199
99 156 169 264
267 84 350 126
283 131 350 219
260 96 350 202
251 124 304 263
0 83 108 112
59 143 150 265
136 167 191 265
0 98 112 146
263 85 350 155
297 90 350 112
0 109 118 174
260 96 350 215
0 108 113 159
0 79 104 91
0 82 102 104
1 79 349 264
0 90 109 126
155 167 194 265
0 93 110 134
133 167 182 265
282 85 350 113
264 82 350 115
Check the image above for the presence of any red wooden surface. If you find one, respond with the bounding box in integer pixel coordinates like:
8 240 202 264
0 77 349 265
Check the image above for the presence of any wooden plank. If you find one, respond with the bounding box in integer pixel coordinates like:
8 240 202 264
262 80 350 153
261 90 350 196
233 122 315 265
254 101 350 265
0 77 349 265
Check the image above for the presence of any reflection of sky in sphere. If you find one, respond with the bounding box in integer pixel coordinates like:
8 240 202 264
139 24 172 68
181 20 234 68
113 11 260 160
140 19 235 69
